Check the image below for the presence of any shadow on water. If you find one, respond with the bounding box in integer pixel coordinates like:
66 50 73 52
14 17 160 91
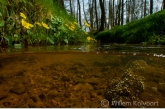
0 44 165 108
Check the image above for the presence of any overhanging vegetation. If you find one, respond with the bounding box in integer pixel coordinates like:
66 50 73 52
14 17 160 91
0 0 92 47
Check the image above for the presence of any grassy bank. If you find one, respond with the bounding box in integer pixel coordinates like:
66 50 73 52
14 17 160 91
0 0 90 47
96 10 165 45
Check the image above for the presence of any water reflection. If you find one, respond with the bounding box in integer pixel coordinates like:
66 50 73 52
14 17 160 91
1 44 165 56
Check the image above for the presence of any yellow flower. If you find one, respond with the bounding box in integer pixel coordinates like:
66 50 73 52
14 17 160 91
42 22 49 29
65 24 69 27
84 21 90 27
71 25 75 30
21 19 33 29
69 27 74 31
74 22 77 25
35 22 42 26
20 12 26 19
87 36 91 41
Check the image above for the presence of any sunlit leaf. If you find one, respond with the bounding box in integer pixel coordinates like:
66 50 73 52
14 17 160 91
0 20 5 27
0 0 7 5
64 39 68 44
47 37 55 44
49 24 56 31
4 36 13 47
27 30 33 35
14 34 19 37
0 12 2 17
22 0 27 3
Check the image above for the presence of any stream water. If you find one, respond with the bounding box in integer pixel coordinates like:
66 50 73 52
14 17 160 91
0 44 165 107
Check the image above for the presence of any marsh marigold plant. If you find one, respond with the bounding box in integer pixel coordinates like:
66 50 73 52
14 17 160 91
42 22 50 29
84 21 90 27
21 19 34 29
35 22 42 26
20 12 26 19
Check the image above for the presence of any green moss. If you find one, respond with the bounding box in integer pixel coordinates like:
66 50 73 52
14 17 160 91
96 10 165 45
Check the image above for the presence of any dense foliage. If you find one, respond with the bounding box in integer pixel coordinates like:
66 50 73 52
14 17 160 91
96 9 165 45
0 0 93 47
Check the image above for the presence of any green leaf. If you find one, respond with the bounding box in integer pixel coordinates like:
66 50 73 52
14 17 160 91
47 37 55 44
64 39 68 44
4 36 13 47
14 34 19 37
0 0 7 5
0 12 2 17
0 20 5 27
49 24 56 31
22 0 27 3
27 30 33 35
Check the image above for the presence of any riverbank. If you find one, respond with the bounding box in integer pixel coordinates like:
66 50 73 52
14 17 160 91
96 10 165 45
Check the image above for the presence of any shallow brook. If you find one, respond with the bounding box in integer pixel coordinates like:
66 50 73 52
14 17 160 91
0 44 165 107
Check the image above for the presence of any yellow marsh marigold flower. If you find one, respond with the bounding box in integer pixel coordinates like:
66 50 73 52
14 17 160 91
74 22 78 25
65 24 69 27
29 23 34 28
35 22 42 26
21 19 34 29
20 12 26 19
69 27 74 31
84 21 90 27
42 22 49 29
71 25 75 29
87 36 91 41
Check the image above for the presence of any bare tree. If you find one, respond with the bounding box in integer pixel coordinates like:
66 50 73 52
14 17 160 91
126 0 131 23
163 0 165 9
144 0 147 16
112 0 115 27
89 0 94 29
99 0 106 31
108 0 113 28
150 0 153 14
77 0 82 27
69 0 73 16
121 0 124 25
94 0 99 30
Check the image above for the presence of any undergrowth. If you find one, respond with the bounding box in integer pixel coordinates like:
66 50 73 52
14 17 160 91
0 0 93 47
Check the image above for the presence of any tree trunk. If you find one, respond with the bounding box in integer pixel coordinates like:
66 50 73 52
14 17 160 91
112 0 114 27
99 0 105 31
163 0 165 9
121 0 124 25
89 0 94 29
126 0 131 23
94 0 99 30
108 0 113 28
131 0 135 21
150 0 153 14
144 0 146 16
83 0 88 31
77 0 82 27
69 0 73 16
118 0 121 25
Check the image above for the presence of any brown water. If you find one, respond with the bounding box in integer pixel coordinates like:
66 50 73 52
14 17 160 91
0 44 165 108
